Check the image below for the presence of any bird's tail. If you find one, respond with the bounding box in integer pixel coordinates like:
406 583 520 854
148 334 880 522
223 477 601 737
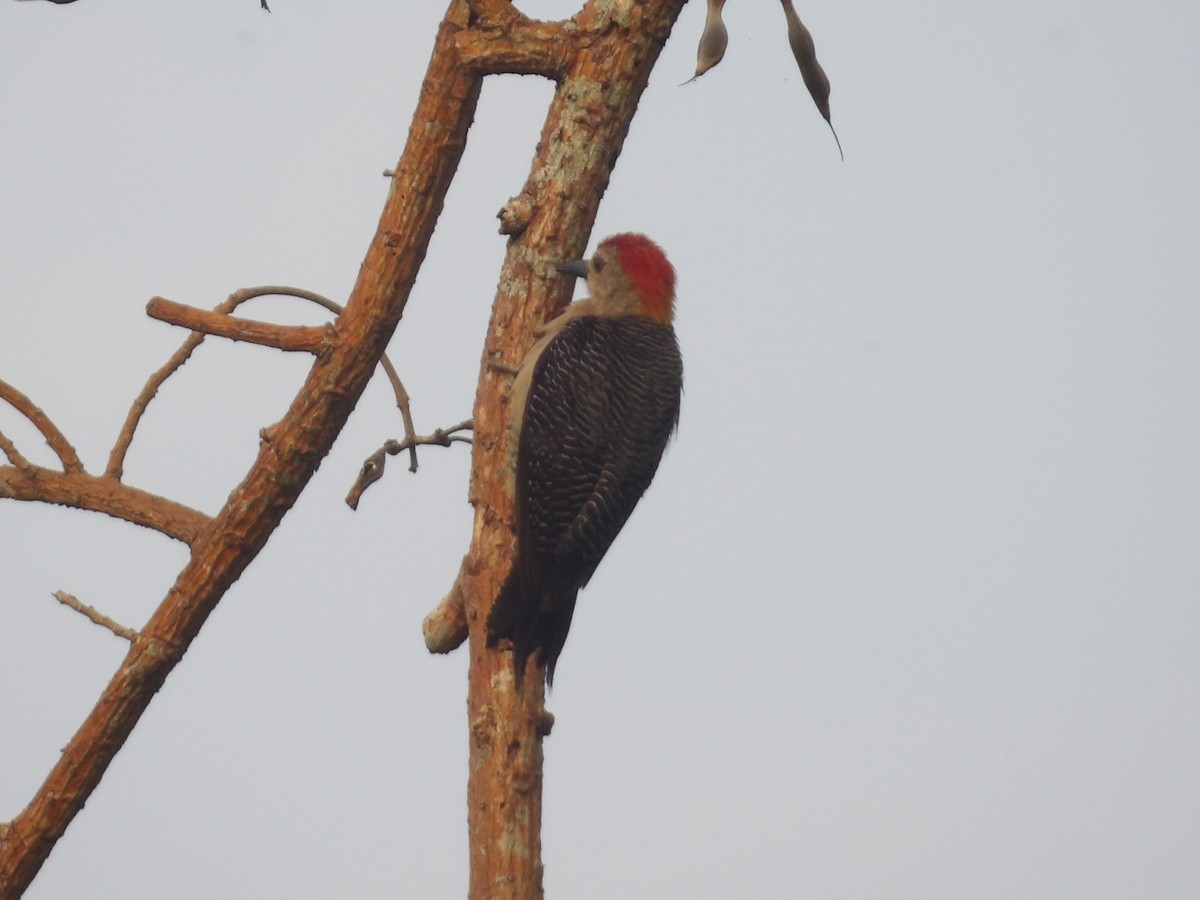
486 573 579 688
486 574 538 688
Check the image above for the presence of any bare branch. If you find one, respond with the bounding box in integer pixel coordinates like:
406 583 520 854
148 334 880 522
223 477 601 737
111 286 349 480
0 428 33 472
345 419 473 509
2 0 692 893
1 466 210 545
455 18 574 79
146 297 332 354
227 285 345 314
231 287 423 471
0 378 84 474
378 355 420 472
52 591 138 642
418 419 474 447
116 284 417 488
105 332 205 481
0 0 485 887
345 448 387 510
233 287 423 471
424 559 470 653
382 418 474 474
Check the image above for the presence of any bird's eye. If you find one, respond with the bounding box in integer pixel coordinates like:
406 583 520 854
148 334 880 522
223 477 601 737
592 258 605 273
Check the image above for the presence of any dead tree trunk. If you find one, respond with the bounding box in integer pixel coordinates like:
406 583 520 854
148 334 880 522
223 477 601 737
423 3 687 896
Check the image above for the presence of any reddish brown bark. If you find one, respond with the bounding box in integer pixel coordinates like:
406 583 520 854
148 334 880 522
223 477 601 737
0 468 207 544
145 296 333 354
0 1 687 896
0 4 482 893
454 3 686 897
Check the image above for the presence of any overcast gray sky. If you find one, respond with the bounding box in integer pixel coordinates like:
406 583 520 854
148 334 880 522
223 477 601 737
2 1 1198 897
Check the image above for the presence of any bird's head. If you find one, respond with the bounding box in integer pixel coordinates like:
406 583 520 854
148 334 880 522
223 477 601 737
558 232 676 324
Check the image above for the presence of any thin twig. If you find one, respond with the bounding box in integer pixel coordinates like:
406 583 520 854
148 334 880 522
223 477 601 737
112 286 410 482
385 419 474 457
379 355 420 472
229 285 345 314
106 333 206 480
0 378 84 473
52 591 138 642
270 287 423 471
0 428 33 472
345 419 473 510
205 290 454 506
112 287 330 479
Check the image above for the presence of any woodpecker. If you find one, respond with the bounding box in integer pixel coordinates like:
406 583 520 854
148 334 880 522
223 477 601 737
487 233 684 687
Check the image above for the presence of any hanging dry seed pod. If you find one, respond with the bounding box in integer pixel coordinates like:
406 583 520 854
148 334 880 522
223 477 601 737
779 0 843 160
683 0 729 85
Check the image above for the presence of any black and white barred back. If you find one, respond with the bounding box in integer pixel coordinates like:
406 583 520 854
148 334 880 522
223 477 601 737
486 315 683 686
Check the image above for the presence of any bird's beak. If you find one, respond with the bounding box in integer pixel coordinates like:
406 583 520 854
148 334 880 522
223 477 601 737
556 259 590 280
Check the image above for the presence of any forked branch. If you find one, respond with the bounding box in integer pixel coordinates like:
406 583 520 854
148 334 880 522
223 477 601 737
0 2 692 897
0 467 209 544
110 285 371 480
346 419 473 510
0 378 83 474
0 0 485 890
